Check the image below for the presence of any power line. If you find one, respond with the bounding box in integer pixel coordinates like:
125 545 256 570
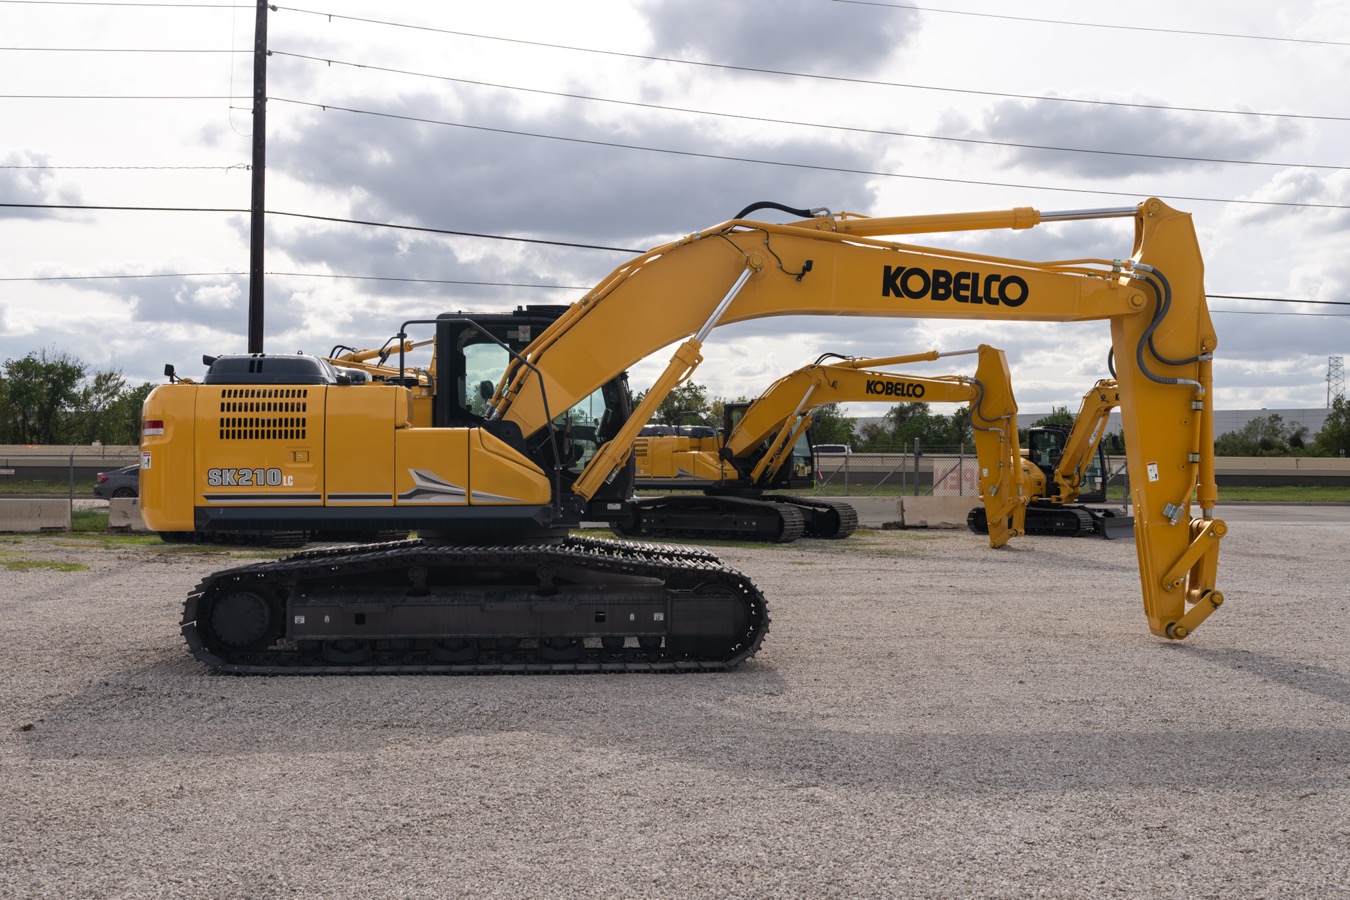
267 97 1350 211
267 210 646 254
0 202 646 252
9 207 1350 291
831 0 1350 48
4 269 1344 313
1210 309 1350 318
0 271 242 282
265 271 583 288
0 1 245 6
0 270 588 289
0 203 248 213
1209 294 1350 307
2 164 248 170
0 47 243 52
0 94 244 100
273 5 1344 123
271 51 1347 173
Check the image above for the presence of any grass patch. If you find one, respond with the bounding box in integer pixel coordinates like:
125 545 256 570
71 509 109 532
1217 485 1350 502
2 559 88 572
54 531 178 550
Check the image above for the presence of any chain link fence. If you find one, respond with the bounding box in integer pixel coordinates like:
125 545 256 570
0 444 141 512
813 447 1130 500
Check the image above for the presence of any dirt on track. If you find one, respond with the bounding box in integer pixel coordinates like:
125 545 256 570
2 519 1348 899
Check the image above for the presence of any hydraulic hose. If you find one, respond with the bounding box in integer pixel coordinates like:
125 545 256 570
1138 267 1206 368
732 201 826 221
1133 264 1203 391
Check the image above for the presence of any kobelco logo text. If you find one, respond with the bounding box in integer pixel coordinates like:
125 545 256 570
882 266 1029 308
866 380 925 398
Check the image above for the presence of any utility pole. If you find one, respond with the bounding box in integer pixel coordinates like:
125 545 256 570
247 0 269 354
1330 356 1345 407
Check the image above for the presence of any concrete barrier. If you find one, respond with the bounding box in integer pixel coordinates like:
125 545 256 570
833 496 903 529
898 496 974 529
826 495 973 530
0 499 70 532
109 498 149 532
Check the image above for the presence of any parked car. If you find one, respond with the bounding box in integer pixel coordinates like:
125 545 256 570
93 464 140 499
814 444 852 456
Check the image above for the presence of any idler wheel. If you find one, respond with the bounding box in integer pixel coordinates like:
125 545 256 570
208 589 276 650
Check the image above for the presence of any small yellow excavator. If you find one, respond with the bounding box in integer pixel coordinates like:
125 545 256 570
968 378 1131 538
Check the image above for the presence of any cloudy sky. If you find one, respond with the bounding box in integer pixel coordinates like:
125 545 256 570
3 0 1349 416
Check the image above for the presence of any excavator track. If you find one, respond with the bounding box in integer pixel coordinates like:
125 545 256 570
767 496 859 539
968 504 1110 538
181 535 769 674
160 529 309 549
615 495 807 543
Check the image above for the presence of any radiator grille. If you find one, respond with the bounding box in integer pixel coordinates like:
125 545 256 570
218 388 309 440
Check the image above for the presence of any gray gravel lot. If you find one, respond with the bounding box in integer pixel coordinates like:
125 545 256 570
2 510 1348 899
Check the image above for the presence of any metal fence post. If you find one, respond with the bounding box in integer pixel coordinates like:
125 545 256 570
912 438 921 496
68 445 76 521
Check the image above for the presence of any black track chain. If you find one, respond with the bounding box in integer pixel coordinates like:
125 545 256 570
968 504 1094 537
630 495 806 543
181 536 770 675
769 496 860 539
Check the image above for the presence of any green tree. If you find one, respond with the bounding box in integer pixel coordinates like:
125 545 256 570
804 401 857 447
947 404 973 449
1 349 86 444
709 394 749 430
635 381 712 426
0 376 11 442
1020 406 1074 444
1314 396 1350 457
99 382 156 445
1214 413 1307 456
853 402 961 451
69 368 128 444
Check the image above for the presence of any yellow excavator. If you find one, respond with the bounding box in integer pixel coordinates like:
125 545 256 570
140 197 1225 673
968 378 1131 538
615 345 1022 544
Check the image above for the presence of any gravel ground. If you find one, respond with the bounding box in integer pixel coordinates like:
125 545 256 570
2 511 1348 899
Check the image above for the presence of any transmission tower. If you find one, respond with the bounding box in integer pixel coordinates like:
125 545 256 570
1330 356 1345 407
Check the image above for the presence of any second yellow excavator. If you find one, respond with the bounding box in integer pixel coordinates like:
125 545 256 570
613 345 1023 544
968 378 1131 538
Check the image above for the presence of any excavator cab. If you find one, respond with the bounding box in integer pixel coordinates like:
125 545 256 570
718 401 814 490
1026 424 1108 504
433 306 636 507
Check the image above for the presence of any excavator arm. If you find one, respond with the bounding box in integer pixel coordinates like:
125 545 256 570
719 346 1025 547
494 198 1222 639
1046 379 1121 504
